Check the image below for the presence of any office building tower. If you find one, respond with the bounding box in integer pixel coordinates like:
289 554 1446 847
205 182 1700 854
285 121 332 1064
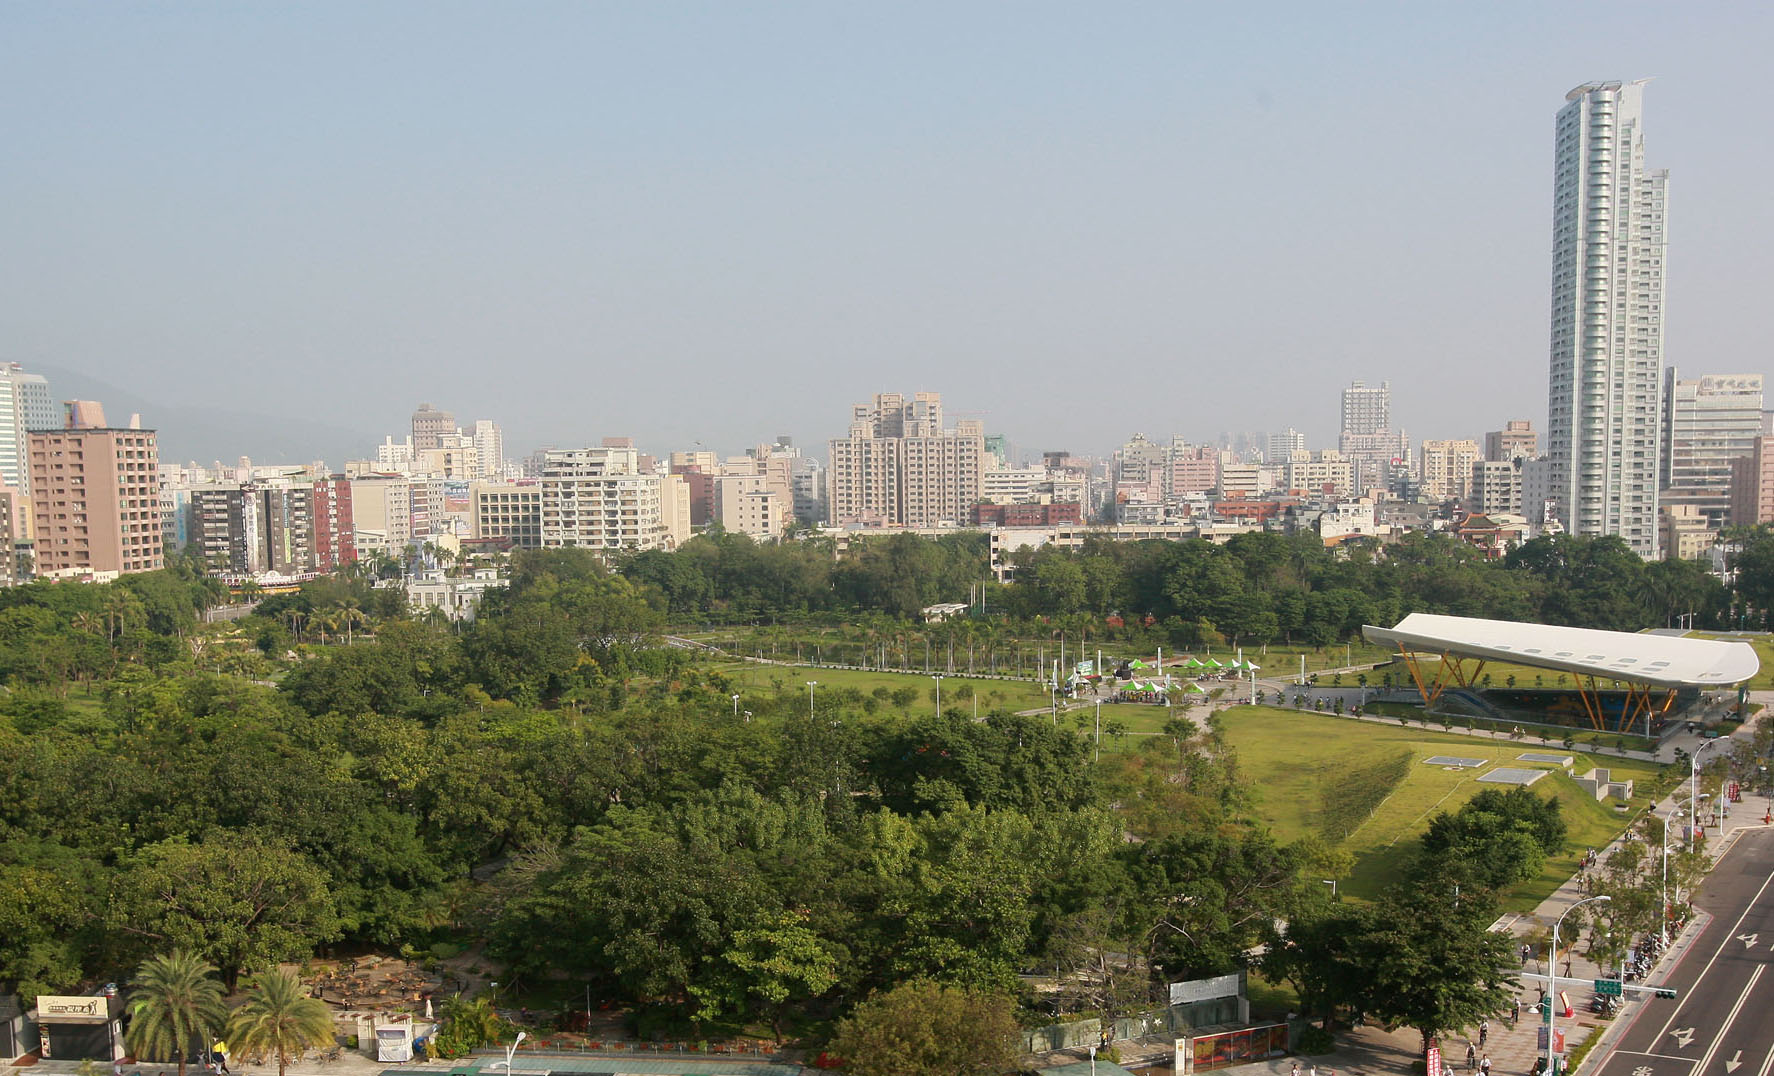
411 403 456 452
1420 440 1482 502
1266 429 1307 465
471 481 543 548
0 364 54 497
1338 380 1409 492
28 401 162 577
827 392 984 527
1547 80 1668 557
1660 371 1763 527
1485 420 1538 464
1341 380 1391 436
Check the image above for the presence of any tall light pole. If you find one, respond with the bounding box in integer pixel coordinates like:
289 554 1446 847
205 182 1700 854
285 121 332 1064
1661 809 1684 945
806 681 817 717
1548 895 1609 1076
1690 737 1728 848
487 1031 527 1076
732 693 740 718
931 674 943 717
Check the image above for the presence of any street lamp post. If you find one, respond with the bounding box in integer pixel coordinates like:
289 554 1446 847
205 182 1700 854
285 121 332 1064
1661 809 1684 945
487 1031 528 1076
931 674 943 717
732 693 740 718
1690 737 1728 849
1323 879 1337 898
1547 895 1609 1076
806 681 817 717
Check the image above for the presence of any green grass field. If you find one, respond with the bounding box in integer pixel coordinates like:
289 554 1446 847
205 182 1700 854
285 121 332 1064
1217 706 1663 909
714 662 1057 713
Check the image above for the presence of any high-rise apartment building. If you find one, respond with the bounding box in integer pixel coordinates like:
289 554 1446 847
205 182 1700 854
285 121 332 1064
1547 81 1668 557
28 401 163 577
827 392 984 527
1472 460 1524 516
539 445 680 554
1660 371 1763 527
471 420 504 478
1420 440 1481 502
411 403 456 451
1485 420 1538 463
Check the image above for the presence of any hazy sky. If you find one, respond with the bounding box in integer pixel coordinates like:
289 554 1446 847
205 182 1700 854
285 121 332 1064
5 2 1771 462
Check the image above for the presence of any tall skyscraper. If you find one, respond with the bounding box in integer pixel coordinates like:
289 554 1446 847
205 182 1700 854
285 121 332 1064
1547 80 1668 557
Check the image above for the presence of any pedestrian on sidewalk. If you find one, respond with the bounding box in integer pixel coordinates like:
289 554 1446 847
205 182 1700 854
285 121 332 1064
1521 942 1531 967
1466 1042 1477 1071
1292 1061 1301 1076
1479 1019 1489 1048
1480 1055 1492 1076
1513 998 1522 1024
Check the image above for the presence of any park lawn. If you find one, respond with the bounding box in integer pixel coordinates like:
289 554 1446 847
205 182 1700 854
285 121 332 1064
713 661 1055 713
1218 707 1664 911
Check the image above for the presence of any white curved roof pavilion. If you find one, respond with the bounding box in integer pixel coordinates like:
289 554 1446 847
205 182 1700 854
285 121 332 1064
1361 613 1760 731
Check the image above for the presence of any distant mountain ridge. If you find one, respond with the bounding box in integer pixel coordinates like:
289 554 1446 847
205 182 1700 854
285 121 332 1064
33 365 378 468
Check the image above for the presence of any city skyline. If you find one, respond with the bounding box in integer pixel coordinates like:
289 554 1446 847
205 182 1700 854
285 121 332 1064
6 5 1773 459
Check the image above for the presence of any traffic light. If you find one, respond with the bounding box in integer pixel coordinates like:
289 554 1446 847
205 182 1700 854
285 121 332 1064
1654 988 1677 999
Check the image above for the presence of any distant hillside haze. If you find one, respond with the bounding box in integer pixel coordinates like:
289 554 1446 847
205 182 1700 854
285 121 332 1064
34 365 377 468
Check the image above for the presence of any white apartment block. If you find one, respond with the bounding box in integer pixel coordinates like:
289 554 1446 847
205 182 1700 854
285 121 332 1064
1547 80 1667 557
539 446 678 555
376 436 415 472
827 392 984 527
1420 440 1481 502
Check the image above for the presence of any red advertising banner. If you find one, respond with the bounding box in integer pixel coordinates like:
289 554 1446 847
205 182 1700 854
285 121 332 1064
1185 1024 1290 1072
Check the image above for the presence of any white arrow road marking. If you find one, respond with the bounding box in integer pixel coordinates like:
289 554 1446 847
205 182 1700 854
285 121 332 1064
1737 933 1759 947
1635 1067 1655 1076
1696 965 1765 1076
1674 1030 1698 1049
1727 1051 1744 1073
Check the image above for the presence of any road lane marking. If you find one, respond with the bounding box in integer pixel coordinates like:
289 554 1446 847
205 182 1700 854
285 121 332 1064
1694 964 1764 1076
1652 859 1774 1045
1674 1029 1698 1049
1736 933 1758 947
1727 1051 1744 1073
1755 1042 1774 1076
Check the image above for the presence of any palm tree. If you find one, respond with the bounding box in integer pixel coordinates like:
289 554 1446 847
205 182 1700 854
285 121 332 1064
226 969 335 1076
127 951 228 1076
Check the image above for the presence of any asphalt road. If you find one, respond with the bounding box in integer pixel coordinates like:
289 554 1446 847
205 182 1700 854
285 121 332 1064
1594 828 1774 1076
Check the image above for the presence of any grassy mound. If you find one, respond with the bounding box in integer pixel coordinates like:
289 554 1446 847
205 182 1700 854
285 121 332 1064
1319 746 1413 841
